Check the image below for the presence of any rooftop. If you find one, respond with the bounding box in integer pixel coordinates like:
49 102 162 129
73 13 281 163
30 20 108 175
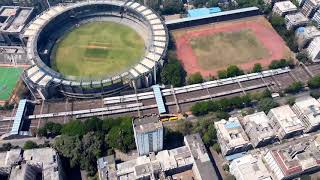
268 141 320 176
268 105 305 133
187 7 222 17
215 117 250 148
242 112 276 141
294 96 320 127
97 133 218 180
285 12 309 23
230 154 272 180
274 1 297 12
133 116 163 133
0 149 21 168
0 6 33 33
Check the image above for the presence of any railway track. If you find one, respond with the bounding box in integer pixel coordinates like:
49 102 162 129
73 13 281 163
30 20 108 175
0 64 318 135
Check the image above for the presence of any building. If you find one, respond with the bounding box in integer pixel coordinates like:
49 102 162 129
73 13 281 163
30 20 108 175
241 112 277 147
312 9 320 27
291 96 320 132
0 6 33 46
295 26 320 49
97 134 219 180
187 7 222 17
301 0 320 17
0 147 64 180
230 154 272 180
0 149 22 177
272 1 297 16
285 12 309 30
133 116 163 155
215 117 252 156
264 139 320 180
307 36 320 62
267 105 304 139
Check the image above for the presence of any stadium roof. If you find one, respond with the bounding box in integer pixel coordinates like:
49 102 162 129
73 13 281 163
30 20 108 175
10 99 27 135
187 7 221 17
166 6 259 25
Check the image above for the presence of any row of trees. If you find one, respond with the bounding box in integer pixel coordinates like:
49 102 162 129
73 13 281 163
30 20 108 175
268 59 294 69
37 117 135 176
191 89 278 116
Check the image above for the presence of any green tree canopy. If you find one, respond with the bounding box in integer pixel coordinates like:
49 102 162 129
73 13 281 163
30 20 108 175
23 141 38 150
226 65 244 77
252 63 262 73
258 98 279 113
285 81 304 94
308 76 320 89
61 120 86 136
160 59 186 87
187 72 204 85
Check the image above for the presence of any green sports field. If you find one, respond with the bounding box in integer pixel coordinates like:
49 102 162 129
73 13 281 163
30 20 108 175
53 21 145 78
0 67 23 100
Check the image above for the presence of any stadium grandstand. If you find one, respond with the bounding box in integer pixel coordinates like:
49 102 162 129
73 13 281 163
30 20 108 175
22 0 168 99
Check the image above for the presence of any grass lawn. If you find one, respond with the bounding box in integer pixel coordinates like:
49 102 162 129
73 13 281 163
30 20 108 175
53 21 145 78
0 67 23 100
190 29 269 71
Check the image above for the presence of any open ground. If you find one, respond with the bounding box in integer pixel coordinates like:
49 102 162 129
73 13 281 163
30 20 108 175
172 16 292 77
53 21 145 78
0 67 23 101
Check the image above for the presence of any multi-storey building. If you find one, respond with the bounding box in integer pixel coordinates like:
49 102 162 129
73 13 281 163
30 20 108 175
241 112 277 147
133 116 163 155
292 96 320 132
307 36 320 62
285 12 309 30
267 105 305 139
273 1 297 16
215 117 252 156
301 0 320 17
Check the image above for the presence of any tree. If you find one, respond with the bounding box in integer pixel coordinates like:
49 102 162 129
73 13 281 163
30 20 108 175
160 59 186 87
191 102 209 116
106 117 135 152
37 127 48 137
285 81 304 94
161 0 184 15
287 97 296 106
23 141 38 150
270 15 285 30
215 111 230 119
202 124 217 146
252 63 262 73
226 65 244 77
187 72 204 85
258 98 278 113
308 76 320 89
45 122 62 136
176 121 194 135
296 51 309 63
212 143 221 153
81 132 105 176
84 117 102 132
61 120 86 136
218 70 228 79
54 135 82 168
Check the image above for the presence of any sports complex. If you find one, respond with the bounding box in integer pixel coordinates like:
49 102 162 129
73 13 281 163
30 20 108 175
22 0 168 99
172 16 292 76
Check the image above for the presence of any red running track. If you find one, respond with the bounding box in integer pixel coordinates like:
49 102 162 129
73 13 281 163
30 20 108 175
174 17 289 77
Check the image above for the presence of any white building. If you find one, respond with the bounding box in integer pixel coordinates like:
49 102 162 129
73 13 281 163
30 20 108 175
215 117 252 156
133 116 163 155
295 26 320 49
307 36 320 62
267 105 304 139
230 154 272 180
273 1 297 16
285 12 309 30
264 140 320 180
312 9 320 27
292 96 320 132
301 0 320 17
242 112 276 147
97 134 219 180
